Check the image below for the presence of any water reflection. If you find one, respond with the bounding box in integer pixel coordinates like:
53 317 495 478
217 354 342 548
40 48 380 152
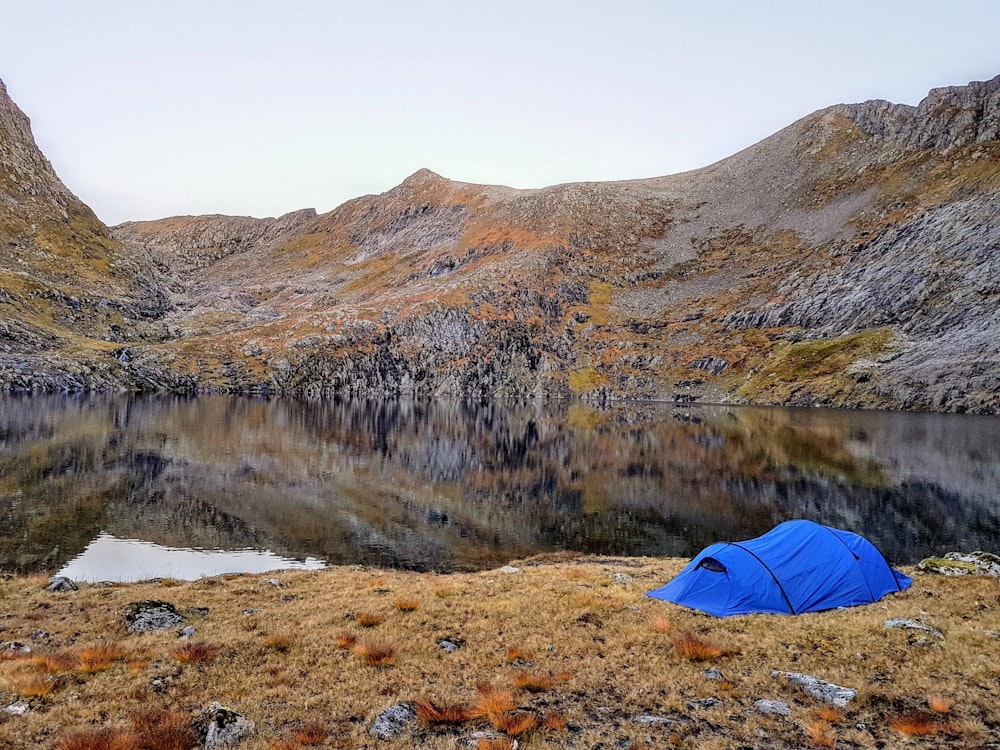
0 394 997 577
58 533 325 582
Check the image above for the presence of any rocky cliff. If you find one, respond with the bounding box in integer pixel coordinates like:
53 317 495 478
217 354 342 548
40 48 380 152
1 75 998 411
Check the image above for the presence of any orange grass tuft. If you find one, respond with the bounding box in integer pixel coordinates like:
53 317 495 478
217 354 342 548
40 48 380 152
355 612 385 628
804 719 836 748
76 643 125 673
491 711 539 737
353 639 396 667
129 708 197 750
170 642 218 663
651 617 672 633
672 633 725 661
264 634 294 652
512 671 553 692
505 645 533 663
393 598 420 612
335 633 358 649
294 720 331 744
56 728 140 750
476 738 515 750
17 674 59 697
33 652 76 674
414 698 473 725
544 711 568 731
928 694 955 714
817 706 842 723
471 689 518 722
888 712 955 736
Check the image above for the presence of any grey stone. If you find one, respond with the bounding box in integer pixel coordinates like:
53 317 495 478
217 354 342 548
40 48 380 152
500 565 521 574
179 625 197 640
918 551 1000 578
611 573 633 584
46 576 77 592
30 629 49 640
772 671 857 707
755 699 791 716
1 641 30 655
438 639 460 653
703 668 724 681
242 608 262 615
266 578 281 587
5 701 30 715
884 618 944 639
202 702 254 748
369 702 416 740
632 714 677 725
124 600 186 634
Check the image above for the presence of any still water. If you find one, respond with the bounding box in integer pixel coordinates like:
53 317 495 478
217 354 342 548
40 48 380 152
1 394 998 581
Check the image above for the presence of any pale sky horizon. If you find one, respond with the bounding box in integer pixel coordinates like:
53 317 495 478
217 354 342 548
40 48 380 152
1 1 998 225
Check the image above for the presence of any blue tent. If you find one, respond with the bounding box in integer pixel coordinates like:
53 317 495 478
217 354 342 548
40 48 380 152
647 520 912 616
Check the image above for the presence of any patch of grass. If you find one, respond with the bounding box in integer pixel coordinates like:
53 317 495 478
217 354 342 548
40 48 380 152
928 694 954 713
567 366 605 395
505 646 533 664
888 712 959 736
476 738 515 750
17 674 60 697
651 616 672 633
171 642 218 663
264 634 294 653
393 598 420 612
816 706 842 723
471 688 517 723
33 652 76 673
672 633 726 661
355 612 385 628
543 711 568 731
129 708 197 750
414 698 473 725
77 643 125 673
804 719 836 748
56 728 140 750
512 672 554 692
335 633 358 649
294 720 331 744
353 639 396 668
491 710 539 737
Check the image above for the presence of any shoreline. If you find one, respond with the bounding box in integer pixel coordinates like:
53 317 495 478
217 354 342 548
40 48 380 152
2 555 998 749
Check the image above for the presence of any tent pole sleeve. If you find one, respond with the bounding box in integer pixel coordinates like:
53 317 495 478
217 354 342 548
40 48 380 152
730 543 797 615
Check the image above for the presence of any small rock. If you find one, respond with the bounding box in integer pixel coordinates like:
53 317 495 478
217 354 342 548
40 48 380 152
884 618 944 639
500 566 521 574
187 607 210 618
509 658 533 668
611 573 633 584
202 702 254 748
632 714 677 725
703 668 724 681
369 702 416 740
242 608 262 615
772 671 857 707
5 701 30 716
466 731 519 748
344 611 355 621
266 578 281 587
755 699 791 716
30 629 49 640
438 640 460 653
178 625 197 640
46 576 78 592
124 600 186 634
1 641 31 656
685 697 723 710
150 677 168 693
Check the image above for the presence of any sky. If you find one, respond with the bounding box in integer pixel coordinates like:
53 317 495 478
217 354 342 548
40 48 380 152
0 1 997 225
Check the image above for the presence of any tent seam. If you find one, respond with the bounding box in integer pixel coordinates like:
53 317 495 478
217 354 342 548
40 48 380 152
730 542 797 615
818 524 876 603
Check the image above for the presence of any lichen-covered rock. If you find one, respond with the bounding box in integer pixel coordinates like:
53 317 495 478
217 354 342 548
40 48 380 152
46 576 77 592
201 702 254 748
772 671 857 707
918 551 1000 577
369 702 416 740
124 600 186 634
884 618 944 640
755 699 791 716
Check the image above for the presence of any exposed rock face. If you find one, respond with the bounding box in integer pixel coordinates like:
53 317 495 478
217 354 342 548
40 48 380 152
1 74 998 411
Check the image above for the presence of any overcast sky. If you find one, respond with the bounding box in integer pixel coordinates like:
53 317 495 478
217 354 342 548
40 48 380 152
1 1 997 225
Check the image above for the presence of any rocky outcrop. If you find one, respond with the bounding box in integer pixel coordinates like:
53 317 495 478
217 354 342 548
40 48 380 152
1 74 998 411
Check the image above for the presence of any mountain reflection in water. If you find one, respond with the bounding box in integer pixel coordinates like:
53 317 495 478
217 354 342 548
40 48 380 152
1 394 998 578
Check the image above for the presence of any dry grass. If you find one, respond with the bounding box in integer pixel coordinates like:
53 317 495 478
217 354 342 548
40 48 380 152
393 598 420 612
294 720 330 744
1 559 997 749
928 693 955 713
263 634 294 652
129 708 197 750
354 611 385 628
353 639 396 667
888 712 960 737
170 642 218 663
491 711 539 736
505 645 533 663
816 706 842 723
511 671 553 692
16 674 60 697
476 738 515 750
414 698 473 725
76 642 124 673
651 616 672 633
56 728 140 750
804 719 836 748
672 632 726 661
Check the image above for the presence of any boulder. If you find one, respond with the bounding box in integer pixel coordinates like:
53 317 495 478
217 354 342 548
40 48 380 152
369 702 416 740
884 618 944 640
755 699 791 716
772 671 857 707
918 551 1000 577
46 576 78 592
202 702 254 748
124 600 186 634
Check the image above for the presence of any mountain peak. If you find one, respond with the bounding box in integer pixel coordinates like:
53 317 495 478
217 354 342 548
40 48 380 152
400 168 447 186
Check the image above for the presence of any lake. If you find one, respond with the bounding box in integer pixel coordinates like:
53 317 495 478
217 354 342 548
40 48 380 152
1 394 998 581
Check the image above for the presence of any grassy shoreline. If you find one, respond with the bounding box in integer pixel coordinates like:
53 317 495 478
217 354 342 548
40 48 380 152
1 555 998 749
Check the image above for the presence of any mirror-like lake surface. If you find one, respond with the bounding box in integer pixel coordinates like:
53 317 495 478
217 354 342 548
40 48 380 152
1 394 998 581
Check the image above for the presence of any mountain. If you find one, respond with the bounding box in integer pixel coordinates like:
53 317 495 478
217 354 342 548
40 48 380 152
2 75 999 412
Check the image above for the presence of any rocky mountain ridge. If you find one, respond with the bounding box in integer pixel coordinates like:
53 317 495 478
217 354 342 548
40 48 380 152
1 74 998 411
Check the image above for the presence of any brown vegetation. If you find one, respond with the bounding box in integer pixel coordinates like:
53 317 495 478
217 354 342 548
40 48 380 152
414 699 473 725
672 632 726 661
170 642 218 663
76 643 124 673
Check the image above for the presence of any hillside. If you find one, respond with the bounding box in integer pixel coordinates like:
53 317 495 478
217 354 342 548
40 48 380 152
2 75 999 411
